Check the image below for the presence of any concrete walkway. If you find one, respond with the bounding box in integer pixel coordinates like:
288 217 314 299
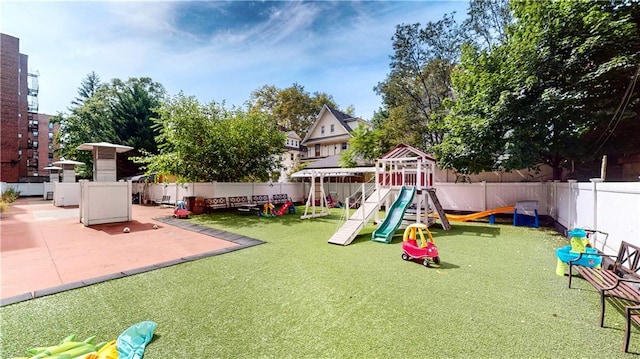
0 198 263 306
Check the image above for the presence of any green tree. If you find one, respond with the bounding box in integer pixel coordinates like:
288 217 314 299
438 0 640 179
249 83 340 137
462 0 512 49
52 85 117 178
52 73 166 178
374 14 463 151
339 125 383 167
71 71 101 108
135 93 285 182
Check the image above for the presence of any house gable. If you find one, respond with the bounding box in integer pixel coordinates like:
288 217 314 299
302 105 357 146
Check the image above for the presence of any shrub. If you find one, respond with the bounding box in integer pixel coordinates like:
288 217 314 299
1 188 20 203
0 201 8 213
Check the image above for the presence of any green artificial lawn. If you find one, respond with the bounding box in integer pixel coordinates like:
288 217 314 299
1 207 638 358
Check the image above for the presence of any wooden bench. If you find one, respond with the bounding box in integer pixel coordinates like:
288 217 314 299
271 194 289 205
568 241 640 352
228 196 249 208
154 195 172 207
228 196 259 214
204 197 227 212
251 195 270 206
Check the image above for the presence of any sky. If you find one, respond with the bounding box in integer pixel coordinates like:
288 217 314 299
2 0 468 121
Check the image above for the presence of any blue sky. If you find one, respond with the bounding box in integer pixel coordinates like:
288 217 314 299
2 1 468 120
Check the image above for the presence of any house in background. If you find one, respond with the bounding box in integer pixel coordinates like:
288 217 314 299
300 105 371 161
278 130 303 182
293 105 373 186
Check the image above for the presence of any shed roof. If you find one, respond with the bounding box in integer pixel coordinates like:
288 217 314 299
77 142 134 153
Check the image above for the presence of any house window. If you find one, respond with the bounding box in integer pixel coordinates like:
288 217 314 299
342 142 348 150
321 126 325 135
48 153 54 159
48 122 54 130
48 132 53 140
290 153 294 161
315 144 320 157
330 124 335 133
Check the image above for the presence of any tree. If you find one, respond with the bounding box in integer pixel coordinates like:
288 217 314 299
339 125 383 167
374 13 464 152
71 71 101 108
249 83 340 137
52 85 117 178
462 0 512 49
134 93 285 182
437 0 640 179
52 73 166 178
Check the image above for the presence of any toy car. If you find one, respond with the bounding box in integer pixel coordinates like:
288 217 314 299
174 200 190 219
401 223 440 267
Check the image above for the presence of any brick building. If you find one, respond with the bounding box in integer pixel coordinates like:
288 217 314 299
1 33 58 183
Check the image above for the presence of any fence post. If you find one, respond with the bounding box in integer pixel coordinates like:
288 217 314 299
362 183 366 221
590 178 603 231
568 179 577 229
482 181 487 211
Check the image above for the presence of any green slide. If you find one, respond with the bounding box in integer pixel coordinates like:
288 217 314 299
371 186 416 243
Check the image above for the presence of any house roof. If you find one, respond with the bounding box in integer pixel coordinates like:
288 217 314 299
380 143 437 162
301 105 365 145
327 106 354 132
302 155 372 169
291 166 377 178
286 131 301 140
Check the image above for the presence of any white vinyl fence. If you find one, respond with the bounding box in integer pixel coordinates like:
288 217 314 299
3 179 638 255
433 180 640 255
132 181 308 205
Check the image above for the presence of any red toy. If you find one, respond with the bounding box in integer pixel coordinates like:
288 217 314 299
276 201 295 216
174 200 190 219
401 223 440 267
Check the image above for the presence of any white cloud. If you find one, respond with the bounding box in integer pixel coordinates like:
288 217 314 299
2 1 468 120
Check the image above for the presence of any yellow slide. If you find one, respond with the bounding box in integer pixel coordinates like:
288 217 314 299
434 206 515 222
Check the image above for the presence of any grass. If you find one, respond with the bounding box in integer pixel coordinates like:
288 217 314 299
1 207 638 358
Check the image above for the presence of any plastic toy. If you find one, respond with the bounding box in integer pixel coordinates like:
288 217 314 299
401 223 440 267
259 201 276 217
174 200 189 219
276 200 295 216
555 227 603 275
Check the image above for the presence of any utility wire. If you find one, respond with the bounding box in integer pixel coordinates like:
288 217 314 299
587 65 640 159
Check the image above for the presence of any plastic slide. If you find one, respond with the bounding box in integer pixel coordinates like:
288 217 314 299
371 186 416 243
435 206 515 222
276 201 293 216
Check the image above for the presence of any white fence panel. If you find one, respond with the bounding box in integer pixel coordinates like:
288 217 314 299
1 182 43 196
554 183 572 228
593 183 640 252
573 182 595 231
433 183 486 211
486 183 548 214
140 182 306 204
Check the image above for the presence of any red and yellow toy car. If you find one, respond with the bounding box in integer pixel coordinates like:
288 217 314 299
401 223 440 267
174 200 190 219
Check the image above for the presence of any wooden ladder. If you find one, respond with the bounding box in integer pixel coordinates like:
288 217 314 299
427 188 451 230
